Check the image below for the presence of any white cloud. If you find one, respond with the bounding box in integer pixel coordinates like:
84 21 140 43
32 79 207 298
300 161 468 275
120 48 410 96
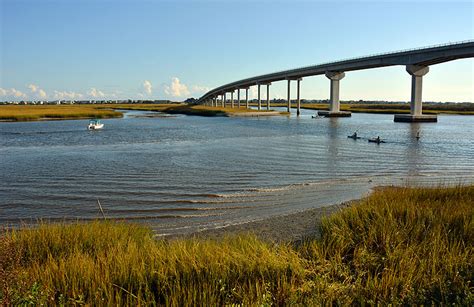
28 84 38 92
191 85 211 94
38 89 47 98
0 87 28 100
12 88 27 98
164 77 190 97
88 87 105 98
250 87 258 99
28 84 48 99
143 80 152 95
53 90 83 100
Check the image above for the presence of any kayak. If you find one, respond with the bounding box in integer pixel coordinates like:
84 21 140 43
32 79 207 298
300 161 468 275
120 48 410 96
347 135 361 139
368 138 385 143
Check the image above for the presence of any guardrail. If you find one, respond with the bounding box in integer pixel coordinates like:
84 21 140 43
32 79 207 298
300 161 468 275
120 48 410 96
278 39 474 74
200 40 474 101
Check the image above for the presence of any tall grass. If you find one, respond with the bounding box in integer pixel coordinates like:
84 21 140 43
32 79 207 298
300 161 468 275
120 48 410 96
299 185 474 305
1 185 473 305
1 223 303 305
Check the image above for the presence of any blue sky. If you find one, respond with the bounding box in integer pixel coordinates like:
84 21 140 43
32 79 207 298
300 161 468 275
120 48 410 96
1 0 473 102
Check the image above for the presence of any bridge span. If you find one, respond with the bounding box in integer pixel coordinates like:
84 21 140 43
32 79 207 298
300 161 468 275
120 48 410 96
198 40 474 122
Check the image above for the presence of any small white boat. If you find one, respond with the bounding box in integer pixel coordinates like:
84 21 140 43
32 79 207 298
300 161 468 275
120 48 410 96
88 119 104 130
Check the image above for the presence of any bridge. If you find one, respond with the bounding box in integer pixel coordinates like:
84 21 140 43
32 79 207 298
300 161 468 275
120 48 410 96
198 40 474 122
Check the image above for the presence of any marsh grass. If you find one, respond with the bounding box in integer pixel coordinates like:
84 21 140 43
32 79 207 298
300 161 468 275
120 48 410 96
0 105 123 121
3 102 472 122
1 185 473 305
254 102 474 115
323 103 474 115
1 223 303 305
106 104 281 116
298 185 474 304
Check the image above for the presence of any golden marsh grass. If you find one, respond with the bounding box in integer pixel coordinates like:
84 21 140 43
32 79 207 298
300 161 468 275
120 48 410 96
0 104 281 122
0 105 123 121
104 104 283 116
254 102 474 115
1 185 473 305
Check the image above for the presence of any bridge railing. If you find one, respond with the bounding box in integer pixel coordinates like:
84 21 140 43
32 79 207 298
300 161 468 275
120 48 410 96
200 39 474 101
271 39 474 75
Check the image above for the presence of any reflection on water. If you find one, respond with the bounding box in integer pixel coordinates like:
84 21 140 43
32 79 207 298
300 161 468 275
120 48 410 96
1 109 473 235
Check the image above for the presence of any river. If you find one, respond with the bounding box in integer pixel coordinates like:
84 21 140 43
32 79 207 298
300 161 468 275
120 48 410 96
1 109 473 235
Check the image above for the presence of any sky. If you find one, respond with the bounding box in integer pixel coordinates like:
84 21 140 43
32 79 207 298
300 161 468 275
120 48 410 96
1 0 473 102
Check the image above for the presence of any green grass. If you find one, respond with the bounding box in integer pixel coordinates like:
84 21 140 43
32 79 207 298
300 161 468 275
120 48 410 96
1 185 473 305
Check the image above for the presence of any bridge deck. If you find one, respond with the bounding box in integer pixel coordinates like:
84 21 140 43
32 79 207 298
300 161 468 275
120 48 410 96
199 40 474 102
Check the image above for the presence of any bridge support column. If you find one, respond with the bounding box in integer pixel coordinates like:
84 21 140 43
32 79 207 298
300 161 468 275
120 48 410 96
296 78 301 116
318 71 351 117
222 93 225 107
237 89 240 108
287 79 291 113
266 83 271 110
213 97 217 107
245 88 249 109
257 83 261 111
394 65 437 122
231 91 234 108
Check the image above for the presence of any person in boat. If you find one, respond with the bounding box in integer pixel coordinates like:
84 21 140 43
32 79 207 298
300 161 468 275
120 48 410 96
352 132 358 138
376 136 381 142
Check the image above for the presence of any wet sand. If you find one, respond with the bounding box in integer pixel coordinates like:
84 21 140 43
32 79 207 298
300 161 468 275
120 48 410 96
173 201 353 243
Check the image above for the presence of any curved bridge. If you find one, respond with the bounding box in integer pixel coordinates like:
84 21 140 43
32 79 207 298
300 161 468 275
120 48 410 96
198 40 474 122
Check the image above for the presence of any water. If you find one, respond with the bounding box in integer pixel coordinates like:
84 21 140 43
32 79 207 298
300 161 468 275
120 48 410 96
1 109 473 235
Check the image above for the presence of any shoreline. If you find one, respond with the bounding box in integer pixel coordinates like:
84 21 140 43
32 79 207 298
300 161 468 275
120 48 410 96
2 103 473 122
170 200 354 243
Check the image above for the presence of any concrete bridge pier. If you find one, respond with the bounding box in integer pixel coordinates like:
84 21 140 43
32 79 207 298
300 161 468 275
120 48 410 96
287 79 291 113
237 89 240 108
231 91 234 108
318 71 351 117
213 97 217 107
296 78 302 116
394 65 437 122
222 93 226 107
245 88 249 109
265 83 271 110
257 83 262 111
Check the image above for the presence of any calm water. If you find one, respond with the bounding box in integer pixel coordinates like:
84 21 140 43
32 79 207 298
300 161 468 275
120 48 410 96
1 109 473 235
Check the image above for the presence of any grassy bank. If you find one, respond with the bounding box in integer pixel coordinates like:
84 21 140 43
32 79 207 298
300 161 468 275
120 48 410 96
1 185 473 305
0 104 285 121
104 104 286 116
0 105 123 121
258 102 474 115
